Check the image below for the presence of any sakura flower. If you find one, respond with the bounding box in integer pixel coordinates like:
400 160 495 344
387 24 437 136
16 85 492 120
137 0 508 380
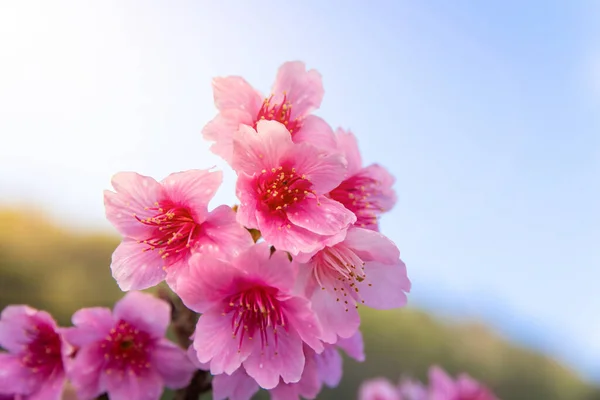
315 331 365 389
104 169 253 290
358 378 401 400
0 306 67 400
296 227 410 343
202 61 336 163
268 346 320 400
233 120 356 255
62 291 195 400
428 366 497 400
329 129 396 231
177 243 324 389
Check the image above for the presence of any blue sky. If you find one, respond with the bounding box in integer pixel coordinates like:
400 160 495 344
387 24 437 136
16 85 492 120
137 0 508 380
1 0 599 381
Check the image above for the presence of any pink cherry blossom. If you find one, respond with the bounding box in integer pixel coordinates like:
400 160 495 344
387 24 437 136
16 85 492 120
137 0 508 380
428 366 497 400
62 292 195 400
358 378 401 400
176 243 324 389
104 169 253 290
233 120 356 255
328 128 396 231
296 227 410 343
202 61 336 163
0 306 67 400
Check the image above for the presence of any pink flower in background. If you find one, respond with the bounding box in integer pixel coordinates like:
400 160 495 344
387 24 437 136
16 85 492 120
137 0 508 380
358 378 401 400
329 129 396 231
0 306 67 400
104 169 252 290
296 227 410 343
62 292 195 400
398 378 427 400
177 243 324 389
428 366 497 400
233 120 356 255
202 61 336 163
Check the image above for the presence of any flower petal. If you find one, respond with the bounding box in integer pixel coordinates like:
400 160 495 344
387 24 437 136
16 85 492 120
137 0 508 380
152 339 195 389
281 143 347 194
315 347 342 388
212 76 263 113
292 115 337 151
62 307 113 347
344 228 400 264
103 368 162 400
104 172 164 238
193 309 252 375
309 287 360 344
271 61 324 117
110 239 166 291
335 128 363 176
27 369 65 400
0 306 55 353
283 297 324 353
202 109 255 163
66 344 105 400
232 121 293 175
359 261 410 309
113 292 171 337
243 330 304 389
199 205 253 257
161 169 223 219
287 197 355 236
0 353 34 395
212 369 259 400
336 330 365 362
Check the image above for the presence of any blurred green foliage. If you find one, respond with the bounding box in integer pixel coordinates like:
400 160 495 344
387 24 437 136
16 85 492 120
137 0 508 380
0 208 598 400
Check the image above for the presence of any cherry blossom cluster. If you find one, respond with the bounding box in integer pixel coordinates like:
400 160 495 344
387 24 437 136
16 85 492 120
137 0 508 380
358 366 498 400
0 61 413 399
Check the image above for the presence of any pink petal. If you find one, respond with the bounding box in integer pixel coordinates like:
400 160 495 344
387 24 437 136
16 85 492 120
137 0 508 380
232 121 293 175
358 378 400 400
256 213 342 256
287 197 355 236
292 115 336 151
235 243 296 292
243 330 304 389
186 338 209 370
282 297 324 353
103 368 162 400
269 383 300 400
0 353 34 395
161 169 222 219
176 253 239 313
293 349 321 398
212 76 263 113
62 307 113 347
212 369 259 400
193 310 252 375
315 347 342 388
110 239 166 291
235 172 260 229
27 369 65 400
428 366 457 397
104 172 164 238
336 330 365 362
359 261 410 309
152 339 195 389
335 128 363 176
271 61 324 117
309 288 360 344
361 164 397 211
66 344 104 400
199 205 253 257
281 142 347 194
344 228 400 264
113 291 171 337
0 306 54 353
202 109 256 164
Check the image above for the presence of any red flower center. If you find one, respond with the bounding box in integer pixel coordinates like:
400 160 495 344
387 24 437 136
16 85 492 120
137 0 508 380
21 322 62 374
225 286 287 351
255 166 314 214
100 320 153 376
254 93 302 136
135 200 199 263
313 244 370 311
329 173 383 228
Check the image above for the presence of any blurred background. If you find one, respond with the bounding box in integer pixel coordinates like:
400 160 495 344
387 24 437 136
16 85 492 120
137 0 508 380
1 1 599 399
